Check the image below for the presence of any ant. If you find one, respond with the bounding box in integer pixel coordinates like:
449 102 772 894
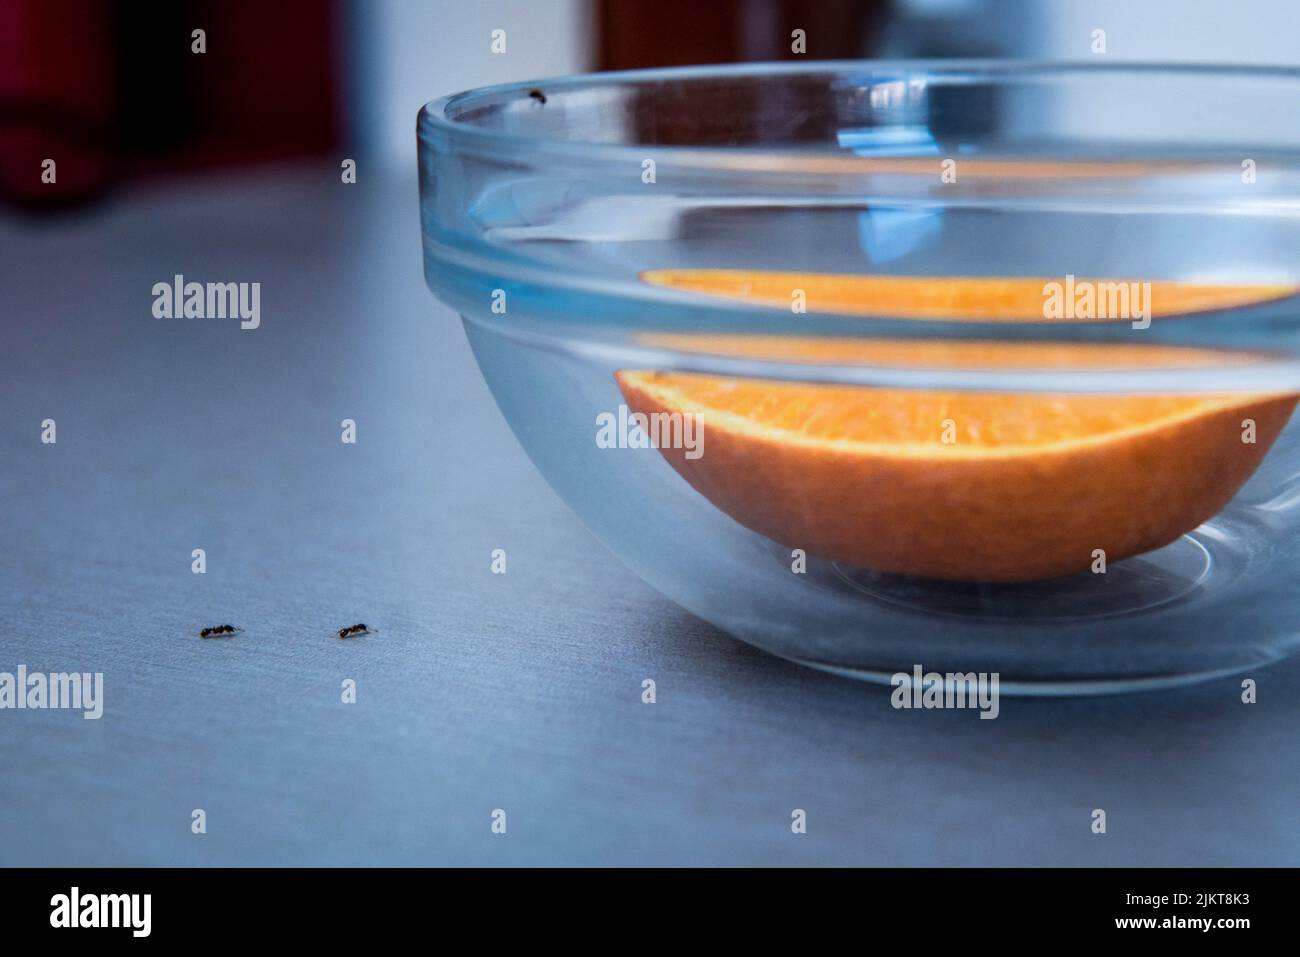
528 88 547 105
337 623 374 639
198 624 240 639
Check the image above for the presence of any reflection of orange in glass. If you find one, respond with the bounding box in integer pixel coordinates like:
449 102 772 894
640 269 1299 322
618 273 1300 582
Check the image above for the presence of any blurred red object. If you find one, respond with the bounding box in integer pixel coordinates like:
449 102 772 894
0 0 339 211
0 0 116 208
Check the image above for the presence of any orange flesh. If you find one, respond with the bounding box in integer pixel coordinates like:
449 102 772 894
622 373 1272 458
617 273 1300 582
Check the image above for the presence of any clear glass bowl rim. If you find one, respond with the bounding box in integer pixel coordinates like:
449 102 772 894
418 59 1300 394
418 58 1300 176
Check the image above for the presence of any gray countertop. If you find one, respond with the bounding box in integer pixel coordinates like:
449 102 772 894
2 166 1297 866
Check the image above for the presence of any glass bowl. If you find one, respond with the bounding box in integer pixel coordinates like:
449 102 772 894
418 61 1300 695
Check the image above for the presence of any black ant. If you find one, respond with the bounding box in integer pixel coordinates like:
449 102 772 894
528 88 547 105
337 623 373 639
198 624 240 639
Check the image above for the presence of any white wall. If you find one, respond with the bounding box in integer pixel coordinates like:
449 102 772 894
351 0 593 171
998 0 1300 147
1026 0 1300 63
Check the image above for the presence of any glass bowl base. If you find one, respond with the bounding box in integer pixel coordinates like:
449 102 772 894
463 317 1300 697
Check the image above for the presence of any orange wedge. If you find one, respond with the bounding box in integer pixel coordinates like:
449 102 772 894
616 273 1300 582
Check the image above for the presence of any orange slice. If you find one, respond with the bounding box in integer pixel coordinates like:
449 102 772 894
616 273 1300 582
640 269 1298 322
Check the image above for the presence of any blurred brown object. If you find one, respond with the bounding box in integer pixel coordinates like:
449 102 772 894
597 0 887 69
595 0 888 148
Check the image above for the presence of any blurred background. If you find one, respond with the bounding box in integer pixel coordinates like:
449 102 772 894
6 0 1300 212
